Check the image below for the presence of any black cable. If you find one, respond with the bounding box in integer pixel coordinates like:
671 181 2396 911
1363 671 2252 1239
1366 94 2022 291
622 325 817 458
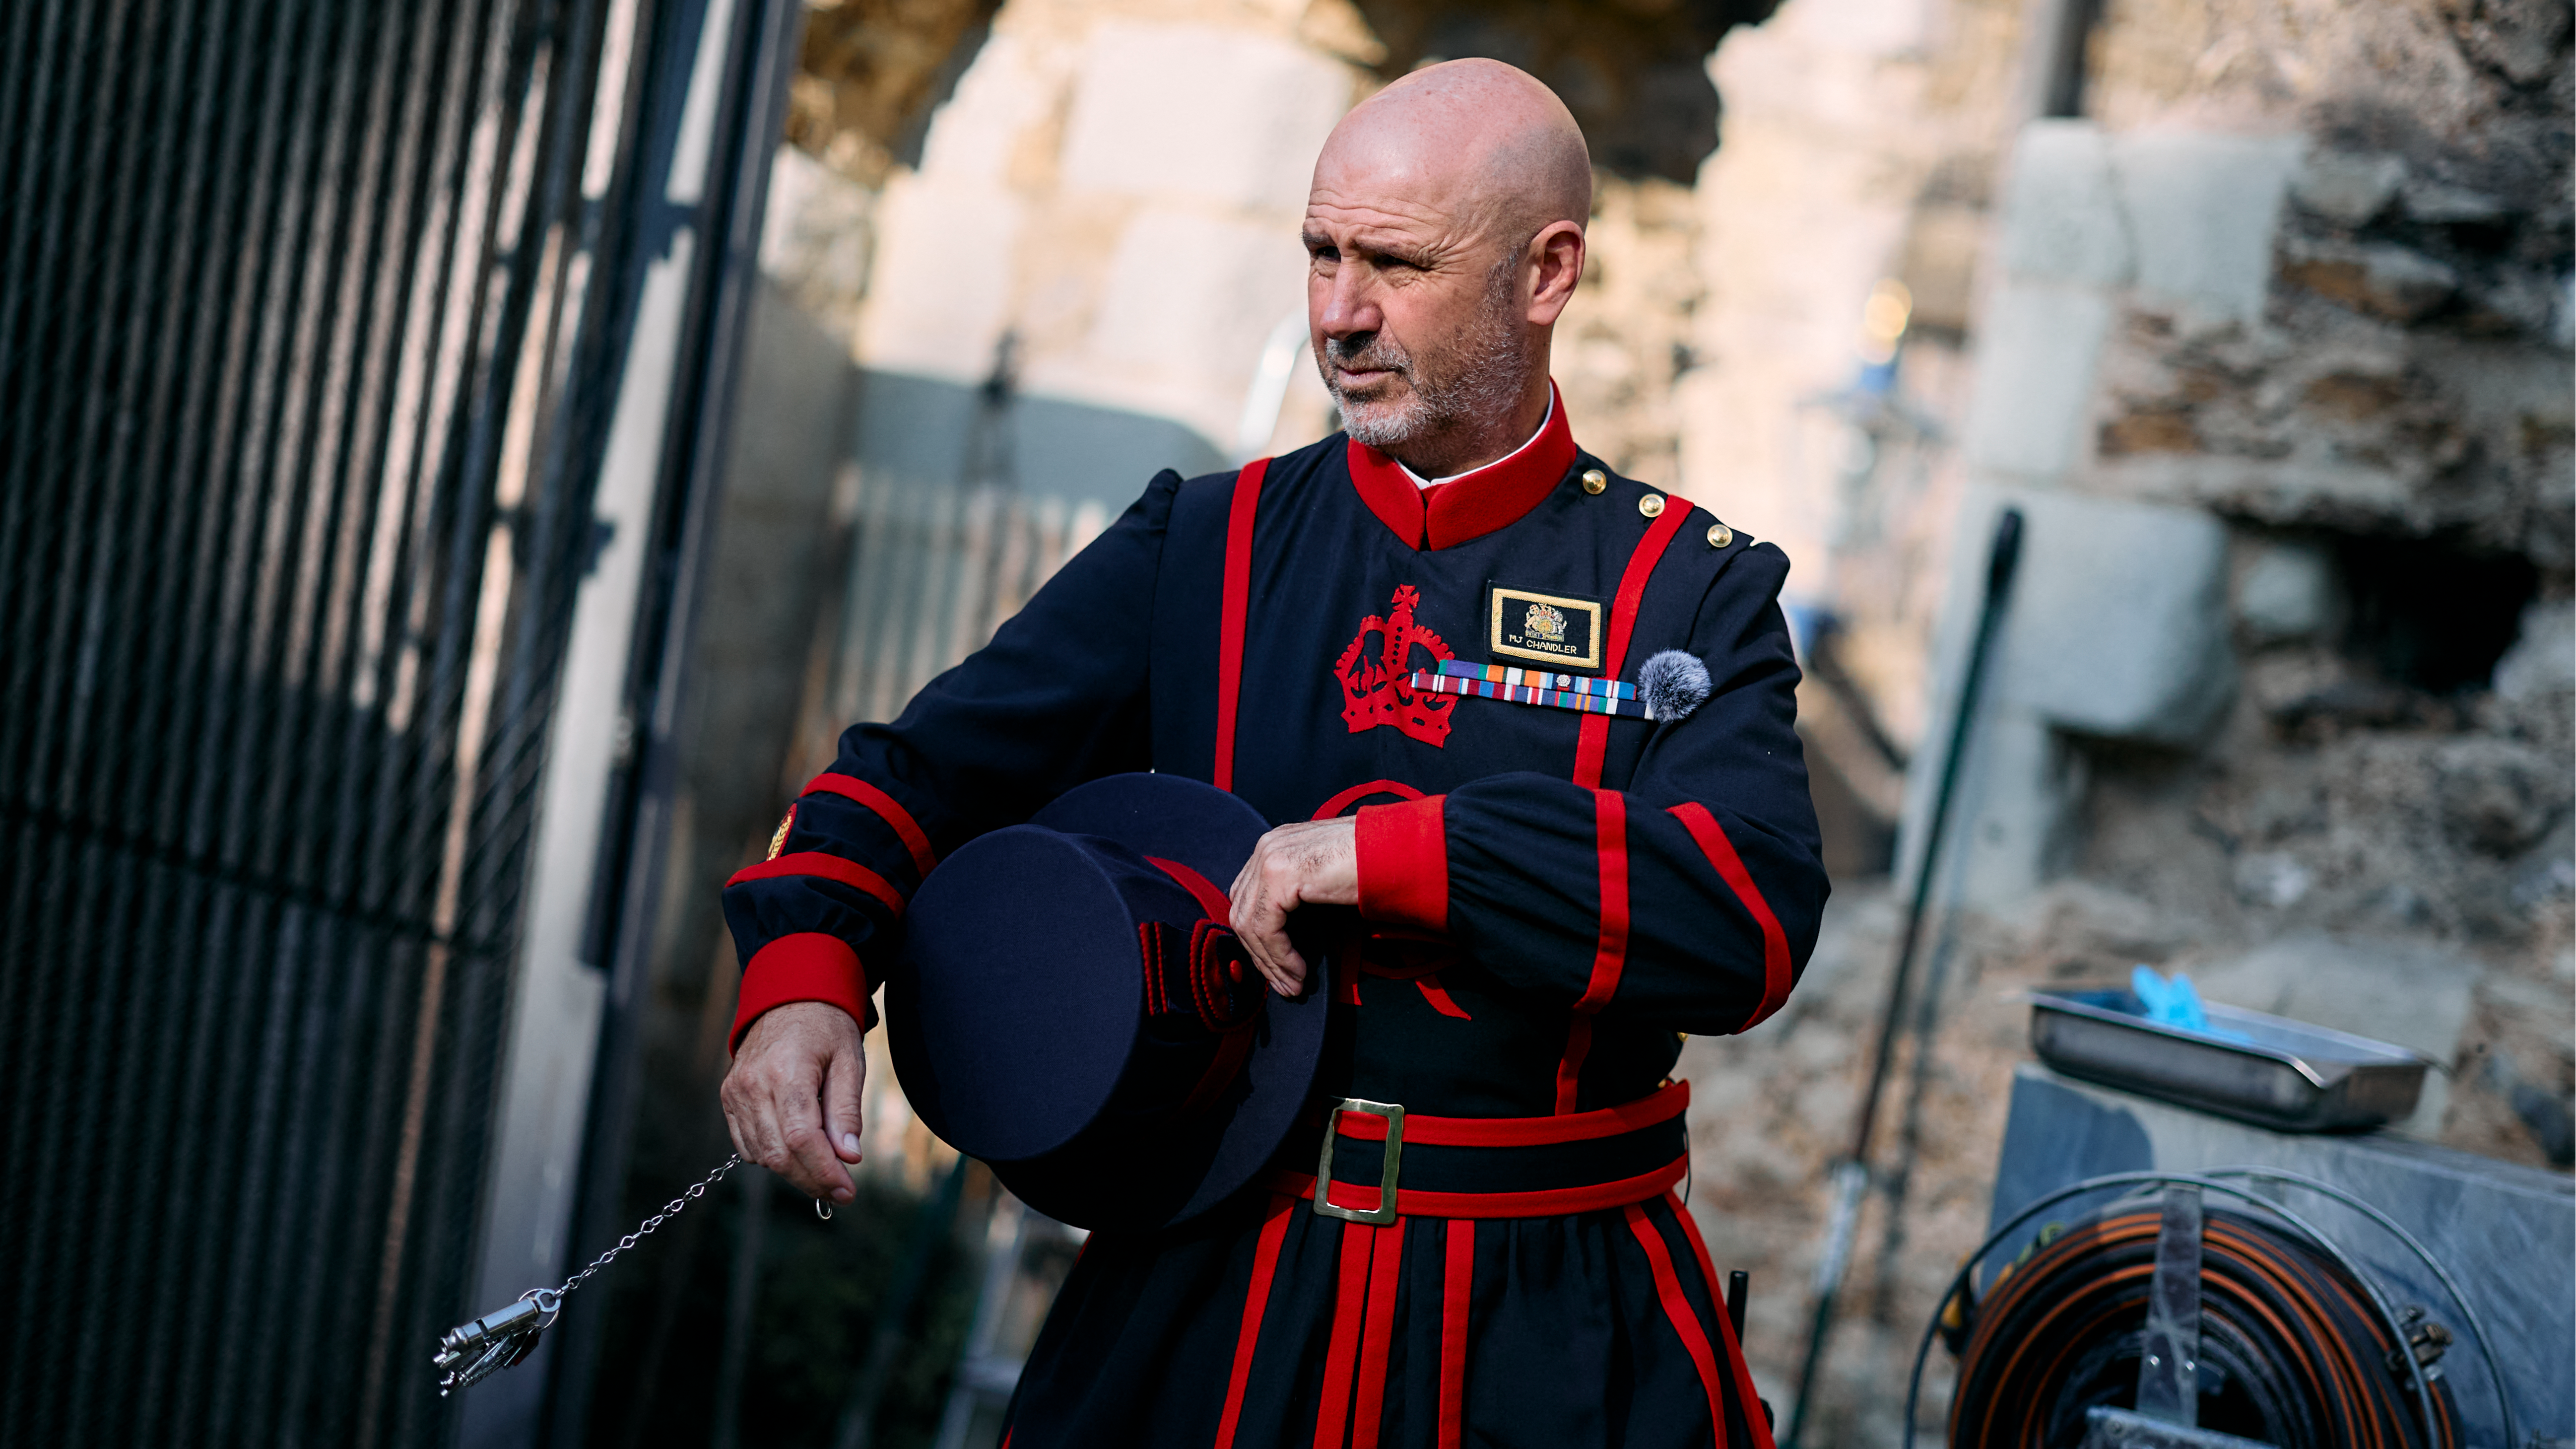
1946 1205 2459 1449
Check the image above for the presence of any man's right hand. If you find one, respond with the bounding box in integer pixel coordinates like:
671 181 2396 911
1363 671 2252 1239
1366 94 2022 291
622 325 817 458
721 1000 865 1204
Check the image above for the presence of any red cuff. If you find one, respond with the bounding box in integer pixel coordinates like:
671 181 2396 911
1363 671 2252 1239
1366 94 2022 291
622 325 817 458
1354 794 1449 933
729 933 874 1053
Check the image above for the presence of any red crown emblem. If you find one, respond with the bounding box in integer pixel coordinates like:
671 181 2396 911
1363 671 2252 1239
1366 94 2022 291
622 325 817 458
1333 585 1454 747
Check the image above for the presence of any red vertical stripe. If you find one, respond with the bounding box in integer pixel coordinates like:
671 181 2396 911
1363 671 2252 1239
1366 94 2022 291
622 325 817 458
1312 1222 1375 1449
1552 1018 1592 1116
1556 790 1630 1113
1623 1202 1731 1449
1212 1192 1297 1449
1213 458 1268 793
1439 1221 1475 1449
1574 502 1691 788
1577 791 1629 1010
1668 1189 1778 1449
1668 803 1794 1030
1350 1221 1407 1449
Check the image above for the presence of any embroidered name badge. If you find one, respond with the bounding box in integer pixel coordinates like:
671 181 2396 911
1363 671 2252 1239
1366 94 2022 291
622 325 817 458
1487 583 1603 671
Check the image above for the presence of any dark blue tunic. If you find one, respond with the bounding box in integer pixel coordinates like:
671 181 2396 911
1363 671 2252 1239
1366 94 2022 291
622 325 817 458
723 397 1826 1449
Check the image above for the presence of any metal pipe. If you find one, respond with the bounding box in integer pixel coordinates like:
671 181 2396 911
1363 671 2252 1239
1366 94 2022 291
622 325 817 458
1783 504 2022 1447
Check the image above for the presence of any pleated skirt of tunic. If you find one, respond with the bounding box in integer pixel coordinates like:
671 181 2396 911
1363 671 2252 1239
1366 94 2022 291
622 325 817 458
1003 1189 1776 1449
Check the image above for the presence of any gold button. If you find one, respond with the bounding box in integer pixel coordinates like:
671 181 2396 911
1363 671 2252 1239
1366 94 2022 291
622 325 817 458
1639 493 1665 518
1580 469 1607 494
1708 522 1733 549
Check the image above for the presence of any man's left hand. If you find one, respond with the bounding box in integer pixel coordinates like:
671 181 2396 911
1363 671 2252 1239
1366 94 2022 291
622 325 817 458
1228 816 1357 996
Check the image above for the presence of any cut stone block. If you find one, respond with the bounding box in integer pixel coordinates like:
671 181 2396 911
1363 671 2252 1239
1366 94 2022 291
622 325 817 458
2235 538 2334 642
2000 120 2134 288
1059 22 1350 212
2110 132 2303 327
2290 148 2405 227
1962 282 2116 481
857 175 1024 382
2494 601 2576 702
2000 491 2236 744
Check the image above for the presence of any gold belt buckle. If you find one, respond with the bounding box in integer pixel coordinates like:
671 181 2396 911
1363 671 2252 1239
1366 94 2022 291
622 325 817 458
1313 1097 1404 1225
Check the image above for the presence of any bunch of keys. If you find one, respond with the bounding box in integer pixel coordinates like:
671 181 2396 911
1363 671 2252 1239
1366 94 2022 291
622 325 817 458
434 1154 811 1396
433 1291 557 1394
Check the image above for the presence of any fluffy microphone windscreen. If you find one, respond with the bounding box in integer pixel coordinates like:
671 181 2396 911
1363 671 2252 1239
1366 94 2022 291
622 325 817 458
1639 649 1712 723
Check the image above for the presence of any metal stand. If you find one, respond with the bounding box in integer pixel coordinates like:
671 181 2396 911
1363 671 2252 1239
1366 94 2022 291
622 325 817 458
2073 1182 2281 1448
2137 1183 2206 1424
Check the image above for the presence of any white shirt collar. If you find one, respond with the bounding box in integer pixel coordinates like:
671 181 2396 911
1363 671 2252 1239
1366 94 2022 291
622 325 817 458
1395 389 1555 490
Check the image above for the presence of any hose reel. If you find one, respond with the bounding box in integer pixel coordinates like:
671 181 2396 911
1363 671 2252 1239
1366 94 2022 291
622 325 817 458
1904 1171 2515 1449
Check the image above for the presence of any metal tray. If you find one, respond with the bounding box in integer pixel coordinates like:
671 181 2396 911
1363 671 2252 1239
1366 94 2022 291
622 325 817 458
2028 988 2434 1133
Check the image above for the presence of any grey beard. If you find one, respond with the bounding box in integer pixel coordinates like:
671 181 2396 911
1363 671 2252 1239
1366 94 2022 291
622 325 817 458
1326 259 1531 459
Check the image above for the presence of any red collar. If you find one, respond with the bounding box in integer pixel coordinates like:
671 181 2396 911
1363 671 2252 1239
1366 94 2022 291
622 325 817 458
1345 383 1578 550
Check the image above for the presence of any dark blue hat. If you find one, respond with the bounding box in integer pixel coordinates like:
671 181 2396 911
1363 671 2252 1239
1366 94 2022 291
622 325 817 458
884 773 1328 1230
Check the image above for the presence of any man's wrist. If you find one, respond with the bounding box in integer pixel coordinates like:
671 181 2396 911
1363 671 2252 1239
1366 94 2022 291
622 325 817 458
730 933 874 1053
1353 794 1449 932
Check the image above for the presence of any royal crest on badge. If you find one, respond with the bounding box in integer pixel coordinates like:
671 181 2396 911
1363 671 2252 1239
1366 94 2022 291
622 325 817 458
1487 583 1603 670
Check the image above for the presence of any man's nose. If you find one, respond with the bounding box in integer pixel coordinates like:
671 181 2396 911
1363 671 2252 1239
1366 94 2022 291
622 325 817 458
1315 264 1381 340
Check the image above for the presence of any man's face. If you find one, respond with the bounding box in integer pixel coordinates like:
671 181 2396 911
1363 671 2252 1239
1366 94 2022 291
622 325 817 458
1302 174 1529 455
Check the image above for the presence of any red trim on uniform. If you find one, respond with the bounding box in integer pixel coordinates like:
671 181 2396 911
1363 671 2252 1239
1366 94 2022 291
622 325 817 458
1576 791 1630 1011
1276 1155 1688 1220
1668 803 1795 1030
1312 778 1426 820
1669 1189 1779 1449
728 933 872 1052
1354 794 1448 933
1324 1080 1688 1146
1214 458 1268 793
1345 383 1578 550
1351 1219 1407 1449
1624 1202 1731 1448
1415 976 1472 1019
1143 855 1233 922
1439 1221 1474 1449
1212 1192 1296 1449
727 851 907 916
1553 1017 1593 1115
799 772 937 878
1573 500 1694 788
1313 1223 1376 1449
1557 790 1631 1112
1345 445 1426 548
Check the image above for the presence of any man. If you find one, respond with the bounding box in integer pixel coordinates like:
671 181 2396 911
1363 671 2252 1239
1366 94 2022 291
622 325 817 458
720 58 1825 1448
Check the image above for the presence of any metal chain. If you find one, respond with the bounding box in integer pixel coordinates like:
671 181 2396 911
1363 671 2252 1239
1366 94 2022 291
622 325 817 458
530 1153 743 1312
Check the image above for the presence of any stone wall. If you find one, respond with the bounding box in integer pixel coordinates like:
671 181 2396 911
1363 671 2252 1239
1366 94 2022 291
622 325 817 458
1685 0 2575 1438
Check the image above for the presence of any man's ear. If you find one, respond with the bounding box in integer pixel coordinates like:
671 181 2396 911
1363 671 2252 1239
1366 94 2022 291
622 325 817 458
1525 220 1585 326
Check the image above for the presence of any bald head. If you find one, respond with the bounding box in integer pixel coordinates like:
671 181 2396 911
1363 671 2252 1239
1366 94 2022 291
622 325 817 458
1318 60 1593 254
1301 61 1592 478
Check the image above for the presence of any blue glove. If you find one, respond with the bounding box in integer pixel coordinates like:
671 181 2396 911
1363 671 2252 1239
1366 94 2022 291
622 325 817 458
2130 965 2213 1034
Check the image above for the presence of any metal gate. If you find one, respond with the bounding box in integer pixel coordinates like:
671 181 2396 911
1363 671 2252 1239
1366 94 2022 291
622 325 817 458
0 1 780 1444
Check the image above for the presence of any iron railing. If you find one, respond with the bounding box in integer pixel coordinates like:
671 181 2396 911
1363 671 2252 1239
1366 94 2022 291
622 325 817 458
0 0 715 1443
